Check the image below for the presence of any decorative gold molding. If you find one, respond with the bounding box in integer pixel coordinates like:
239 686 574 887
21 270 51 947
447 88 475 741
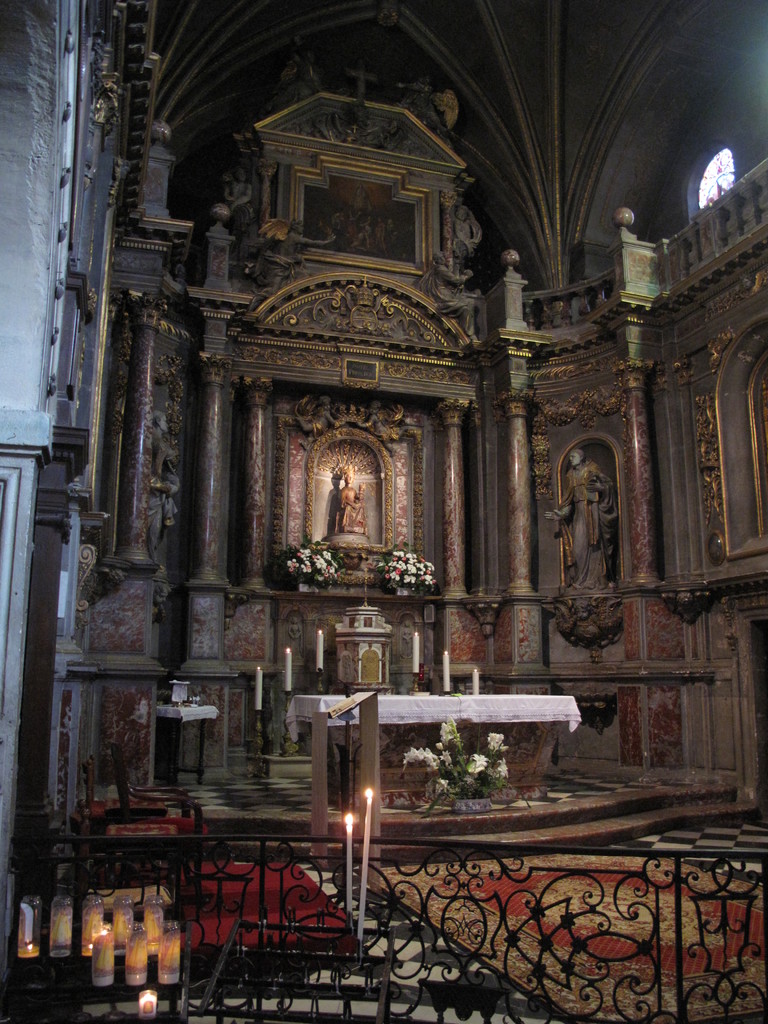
674 353 692 386
531 408 553 499
199 352 232 385
695 391 723 523
272 417 290 553
708 328 735 374
240 377 273 405
384 361 473 385
434 398 469 428
155 353 184 440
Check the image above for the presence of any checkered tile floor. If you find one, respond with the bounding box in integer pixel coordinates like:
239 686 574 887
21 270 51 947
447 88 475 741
188 769 768 853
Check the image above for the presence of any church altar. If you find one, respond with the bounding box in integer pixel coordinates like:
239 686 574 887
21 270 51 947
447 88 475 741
287 694 581 807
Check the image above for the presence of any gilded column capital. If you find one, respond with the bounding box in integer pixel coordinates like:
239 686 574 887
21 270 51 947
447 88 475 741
494 390 530 419
434 398 469 428
616 357 653 392
199 353 232 386
127 293 167 331
240 377 273 406
440 190 458 211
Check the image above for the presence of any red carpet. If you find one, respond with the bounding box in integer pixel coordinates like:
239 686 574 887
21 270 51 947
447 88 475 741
383 853 765 1022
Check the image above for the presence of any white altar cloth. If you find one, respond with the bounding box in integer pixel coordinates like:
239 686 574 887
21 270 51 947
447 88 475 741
286 693 580 743
156 704 219 723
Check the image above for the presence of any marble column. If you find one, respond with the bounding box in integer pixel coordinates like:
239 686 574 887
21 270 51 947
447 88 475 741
115 296 163 562
621 359 659 583
240 377 272 588
436 399 469 597
498 391 533 594
258 160 277 227
440 190 457 267
191 354 231 581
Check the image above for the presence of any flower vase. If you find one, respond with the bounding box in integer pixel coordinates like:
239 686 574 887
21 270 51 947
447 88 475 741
395 587 410 596
298 583 317 592
452 797 493 814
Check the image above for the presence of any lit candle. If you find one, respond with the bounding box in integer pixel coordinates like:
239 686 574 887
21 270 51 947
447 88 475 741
17 895 41 958
472 668 480 696
49 895 73 958
138 989 158 1019
357 788 373 945
125 923 148 985
92 925 114 987
255 666 263 711
158 920 180 985
284 647 292 692
142 895 164 957
412 631 419 673
112 894 134 955
81 894 104 956
442 651 450 692
316 629 324 671
344 812 355 919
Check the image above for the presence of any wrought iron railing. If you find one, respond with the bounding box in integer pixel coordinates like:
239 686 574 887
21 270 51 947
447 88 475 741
5 833 767 1024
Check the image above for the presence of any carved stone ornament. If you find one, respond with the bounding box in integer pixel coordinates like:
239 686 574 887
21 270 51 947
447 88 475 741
553 595 623 663
256 277 469 352
152 576 172 623
573 693 618 734
464 600 501 638
76 552 126 630
708 328 736 374
295 395 403 443
661 587 712 625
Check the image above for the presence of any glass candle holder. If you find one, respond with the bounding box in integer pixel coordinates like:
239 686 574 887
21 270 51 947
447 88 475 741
112 893 134 955
138 988 158 1019
158 920 180 984
92 925 114 987
142 894 164 957
81 894 104 956
49 895 73 957
125 922 148 986
17 895 41 958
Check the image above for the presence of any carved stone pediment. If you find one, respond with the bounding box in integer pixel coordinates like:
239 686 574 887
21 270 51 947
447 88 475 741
254 93 466 172
236 274 471 352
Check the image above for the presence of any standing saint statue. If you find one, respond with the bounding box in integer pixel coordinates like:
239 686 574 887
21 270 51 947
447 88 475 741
147 411 180 564
545 448 618 590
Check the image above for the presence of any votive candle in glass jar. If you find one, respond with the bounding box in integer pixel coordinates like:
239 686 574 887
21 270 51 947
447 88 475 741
142 894 164 957
158 920 180 984
49 895 73 957
138 989 158 1019
81 894 104 956
17 895 41 958
125 922 148 985
91 925 114 987
112 893 134 955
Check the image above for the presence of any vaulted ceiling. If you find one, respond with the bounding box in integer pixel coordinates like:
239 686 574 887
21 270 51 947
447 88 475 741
150 0 768 290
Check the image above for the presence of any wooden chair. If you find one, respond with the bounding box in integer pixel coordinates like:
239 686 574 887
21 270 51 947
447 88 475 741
110 742 205 834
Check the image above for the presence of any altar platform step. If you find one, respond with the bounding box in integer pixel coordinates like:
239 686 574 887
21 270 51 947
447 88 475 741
198 770 760 847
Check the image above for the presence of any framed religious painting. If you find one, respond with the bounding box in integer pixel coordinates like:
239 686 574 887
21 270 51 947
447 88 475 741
294 161 431 275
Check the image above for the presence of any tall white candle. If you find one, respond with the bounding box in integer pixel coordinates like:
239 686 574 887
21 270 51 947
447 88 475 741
442 651 450 692
357 788 373 945
316 630 324 671
255 667 263 710
412 631 419 673
472 668 480 696
345 812 354 919
284 647 292 692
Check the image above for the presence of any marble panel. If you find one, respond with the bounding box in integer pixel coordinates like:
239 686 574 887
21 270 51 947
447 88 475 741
223 602 267 661
516 605 541 664
190 594 221 660
623 599 640 661
495 606 514 662
618 685 643 767
99 684 153 785
182 684 226 767
88 579 147 654
647 684 683 768
287 433 306 547
394 444 409 544
646 599 685 660
449 607 485 662
228 688 244 747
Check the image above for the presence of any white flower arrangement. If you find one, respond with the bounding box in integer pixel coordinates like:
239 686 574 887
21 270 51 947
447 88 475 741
403 718 508 807
375 546 439 595
268 541 344 589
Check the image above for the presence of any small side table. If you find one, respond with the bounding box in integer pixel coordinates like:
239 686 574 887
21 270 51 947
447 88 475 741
156 704 219 784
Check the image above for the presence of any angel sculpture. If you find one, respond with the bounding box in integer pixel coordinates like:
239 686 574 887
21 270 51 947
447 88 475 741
245 218 335 309
396 76 459 135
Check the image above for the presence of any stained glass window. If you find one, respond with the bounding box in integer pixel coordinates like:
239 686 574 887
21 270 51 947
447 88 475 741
698 148 735 208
